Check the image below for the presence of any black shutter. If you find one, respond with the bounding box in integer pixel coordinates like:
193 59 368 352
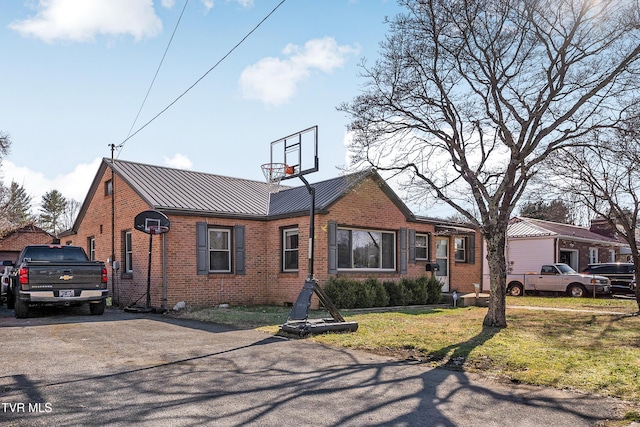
469 234 476 264
235 225 246 275
196 222 208 275
400 227 407 274
408 229 416 264
328 221 337 274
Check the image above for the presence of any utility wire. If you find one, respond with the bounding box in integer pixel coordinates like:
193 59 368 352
124 0 190 142
117 0 287 152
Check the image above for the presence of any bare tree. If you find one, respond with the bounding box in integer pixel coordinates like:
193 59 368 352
339 0 640 326
61 198 81 232
547 126 640 311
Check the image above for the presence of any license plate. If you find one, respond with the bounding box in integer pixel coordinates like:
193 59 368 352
59 290 74 298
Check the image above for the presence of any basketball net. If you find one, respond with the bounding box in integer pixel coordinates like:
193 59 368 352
261 163 288 194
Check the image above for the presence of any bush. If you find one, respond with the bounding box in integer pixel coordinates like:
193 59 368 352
364 277 389 307
425 275 443 304
384 280 408 306
323 277 358 309
322 275 443 309
403 277 429 305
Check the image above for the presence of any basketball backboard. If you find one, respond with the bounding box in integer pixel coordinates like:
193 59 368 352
268 125 318 181
134 210 170 235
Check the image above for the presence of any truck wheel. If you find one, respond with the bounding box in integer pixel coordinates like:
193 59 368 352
14 294 29 318
567 284 586 298
90 300 105 315
507 283 524 297
6 289 14 309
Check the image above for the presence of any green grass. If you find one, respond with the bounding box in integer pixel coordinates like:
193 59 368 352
177 296 640 404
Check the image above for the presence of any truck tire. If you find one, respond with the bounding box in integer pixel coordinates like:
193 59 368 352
89 300 105 315
507 283 524 297
567 283 586 298
14 294 29 318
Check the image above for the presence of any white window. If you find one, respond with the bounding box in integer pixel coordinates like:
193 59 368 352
589 247 599 264
454 237 466 262
337 228 395 270
609 249 615 262
283 228 299 271
88 237 96 261
209 229 231 272
124 231 133 273
416 234 429 260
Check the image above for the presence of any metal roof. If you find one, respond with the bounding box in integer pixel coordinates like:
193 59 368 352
105 159 387 219
69 158 478 236
508 217 622 243
110 159 274 216
268 170 371 216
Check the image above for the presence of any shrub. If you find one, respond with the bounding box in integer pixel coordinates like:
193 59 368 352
323 277 357 309
404 277 429 305
363 277 389 307
322 275 442 309
384 280 408 306
425 275 443 304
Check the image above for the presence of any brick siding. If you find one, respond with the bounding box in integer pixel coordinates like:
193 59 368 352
69 166 482 308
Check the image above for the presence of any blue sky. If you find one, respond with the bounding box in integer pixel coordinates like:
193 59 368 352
0 0 409 213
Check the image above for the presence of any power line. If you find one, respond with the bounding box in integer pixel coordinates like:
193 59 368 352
117 0 287 153
124 0 190 142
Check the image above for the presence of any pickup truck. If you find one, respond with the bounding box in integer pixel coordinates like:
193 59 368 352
506 263 611 297
5 244 108 318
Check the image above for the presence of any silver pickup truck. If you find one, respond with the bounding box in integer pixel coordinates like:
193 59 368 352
506 263 611 297
5 244 108 318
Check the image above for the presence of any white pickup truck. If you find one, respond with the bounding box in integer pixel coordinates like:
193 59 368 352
506 263 611 297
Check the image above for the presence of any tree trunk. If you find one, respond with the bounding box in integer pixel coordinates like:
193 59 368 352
483 228 508 327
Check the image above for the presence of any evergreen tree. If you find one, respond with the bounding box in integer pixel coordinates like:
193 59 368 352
3 181 33 227
519 200 573 224
39 190 67 236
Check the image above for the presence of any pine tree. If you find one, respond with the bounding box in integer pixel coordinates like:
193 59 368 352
39 190 67 236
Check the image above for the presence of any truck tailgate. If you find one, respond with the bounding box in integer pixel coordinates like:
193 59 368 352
25 261 105 290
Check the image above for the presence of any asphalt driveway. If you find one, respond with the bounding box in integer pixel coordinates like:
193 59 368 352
0 305 631 426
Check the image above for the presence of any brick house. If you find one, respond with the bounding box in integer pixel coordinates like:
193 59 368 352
62 158 482 309
0 224 56 262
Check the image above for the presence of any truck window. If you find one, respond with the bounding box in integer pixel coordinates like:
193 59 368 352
541 265 557 274
23 246 89 262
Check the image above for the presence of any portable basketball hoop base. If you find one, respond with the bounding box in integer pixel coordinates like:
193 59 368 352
280 278 359 337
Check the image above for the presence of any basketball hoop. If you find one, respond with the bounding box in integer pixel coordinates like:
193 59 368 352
261 162 289 193
146 225 169 235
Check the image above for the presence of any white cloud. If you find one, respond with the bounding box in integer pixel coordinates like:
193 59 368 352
2 158 102 211
201 0 214 12
163 153 193 169
9 0 163 43
239 37 359 106
161 0 176 8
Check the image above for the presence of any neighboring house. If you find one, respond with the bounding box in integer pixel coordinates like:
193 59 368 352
62 158 483 309
498 217 628 281
589 217 640 261
0 224 57 262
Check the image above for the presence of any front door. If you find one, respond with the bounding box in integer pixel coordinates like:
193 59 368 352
435 237 450 292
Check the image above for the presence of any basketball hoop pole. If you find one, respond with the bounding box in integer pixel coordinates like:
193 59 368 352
298 175 315 280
